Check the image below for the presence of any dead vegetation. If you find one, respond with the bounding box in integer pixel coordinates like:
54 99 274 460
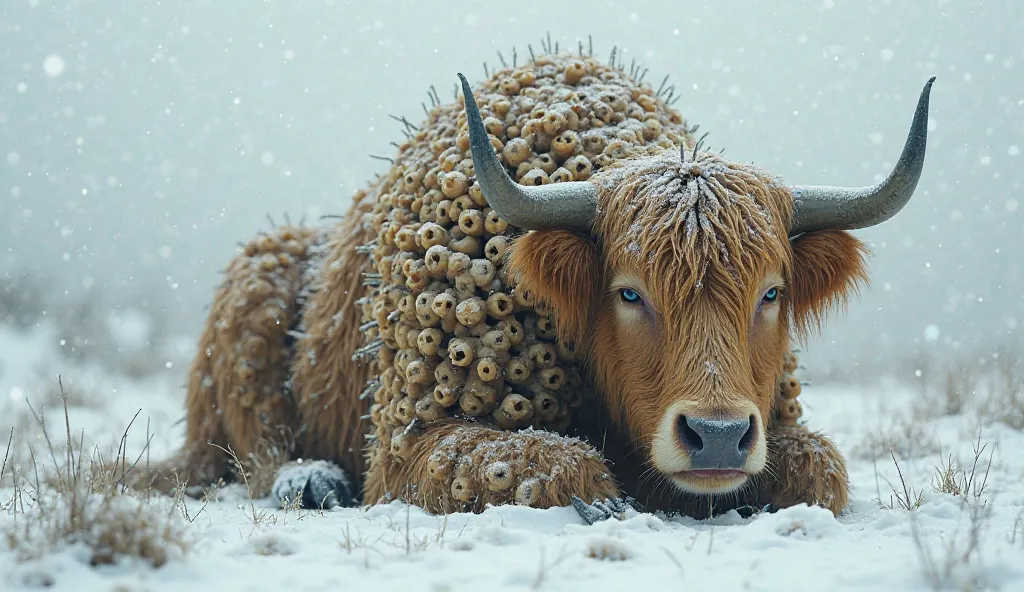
913 436 996 591
852 413 942 462
0 371 106 490
854 347 1023 465
930 436 994 504
237 426 300 500
1 377 191 569
911 346 1024 429
878 451 926 512
207 441 279 532
865 412 1001 591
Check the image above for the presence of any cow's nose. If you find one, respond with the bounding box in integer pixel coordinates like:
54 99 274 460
676 415 756 470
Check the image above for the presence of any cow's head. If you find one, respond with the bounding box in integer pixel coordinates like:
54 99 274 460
458 74 934 497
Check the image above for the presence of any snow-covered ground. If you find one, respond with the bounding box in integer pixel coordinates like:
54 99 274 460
1 320 1023 591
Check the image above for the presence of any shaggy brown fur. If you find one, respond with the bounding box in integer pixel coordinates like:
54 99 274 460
789 229 870 340
138 49 863 519
365 420 619 513
138 224 323 494
288 188 379 484
510 149 860 513
507 229 600 349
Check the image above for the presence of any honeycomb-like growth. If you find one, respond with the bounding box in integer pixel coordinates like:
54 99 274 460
774 350 805 426
223 225 322 414
354 50 694 475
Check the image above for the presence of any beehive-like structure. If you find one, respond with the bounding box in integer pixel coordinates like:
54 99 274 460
350 48 807 480
349 50 688 466
776 350 805 426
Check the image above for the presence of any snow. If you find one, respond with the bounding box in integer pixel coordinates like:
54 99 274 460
2 321 1024 591
41 54 66 78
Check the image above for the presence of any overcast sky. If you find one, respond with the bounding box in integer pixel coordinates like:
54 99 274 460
2 0 1021 381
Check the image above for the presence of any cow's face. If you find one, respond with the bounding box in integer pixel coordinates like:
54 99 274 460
462 70 930 498
509 152 869 497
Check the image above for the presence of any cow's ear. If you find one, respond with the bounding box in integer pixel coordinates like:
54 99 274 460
789 229 870 340
507 229 600 349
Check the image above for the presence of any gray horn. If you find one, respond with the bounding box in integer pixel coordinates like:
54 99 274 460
458 73 598 231
788 77 936 236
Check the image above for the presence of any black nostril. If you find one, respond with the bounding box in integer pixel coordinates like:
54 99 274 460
676 415 704 452
737 414 756 453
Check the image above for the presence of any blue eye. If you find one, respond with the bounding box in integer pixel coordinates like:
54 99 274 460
762 288 779 303
620 288 641 303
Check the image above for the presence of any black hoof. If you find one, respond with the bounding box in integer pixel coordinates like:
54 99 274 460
571 496 644 525
735 503 779 519
271 460 356 510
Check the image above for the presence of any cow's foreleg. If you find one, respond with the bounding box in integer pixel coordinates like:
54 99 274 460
364 421 621 514
762 423 850 515
269 459 358 509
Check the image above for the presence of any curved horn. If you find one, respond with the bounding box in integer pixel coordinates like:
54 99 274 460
788 77 936 236
458 73 598 231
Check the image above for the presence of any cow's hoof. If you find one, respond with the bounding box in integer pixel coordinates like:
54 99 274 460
735 503 780 519
271 460 356 510
571 495 643 525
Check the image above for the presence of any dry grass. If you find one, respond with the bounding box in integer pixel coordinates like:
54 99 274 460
1011 510 1024 548
912 366 974 420
931 435 993 505
531 544 573 590
871 431 993 516
911 496 993 591
2 376 191 568
860 420 1000 589
1 428 12 486
237 426 299 500
852 413 942 461
978 351 1024 430
585 537 633 561
909 346 1024 430
878 451 925 512
207 441 278 532
1 368 111 490
907 433 996 590
854 349 1022 482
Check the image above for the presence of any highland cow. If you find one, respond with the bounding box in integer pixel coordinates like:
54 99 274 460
136 47 933 522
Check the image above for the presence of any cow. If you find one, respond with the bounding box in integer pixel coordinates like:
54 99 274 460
134 49 933 522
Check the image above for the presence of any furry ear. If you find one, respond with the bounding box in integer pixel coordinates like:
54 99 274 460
507 229 601 350
788 229 870 340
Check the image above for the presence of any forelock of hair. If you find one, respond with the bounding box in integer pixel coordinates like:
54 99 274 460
593 149 794 313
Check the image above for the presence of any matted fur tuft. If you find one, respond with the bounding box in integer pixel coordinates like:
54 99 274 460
508 229 601 351
594 149 794 319
789 229 870 342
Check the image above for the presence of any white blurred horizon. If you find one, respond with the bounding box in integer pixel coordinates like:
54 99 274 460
2 0 1022 383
